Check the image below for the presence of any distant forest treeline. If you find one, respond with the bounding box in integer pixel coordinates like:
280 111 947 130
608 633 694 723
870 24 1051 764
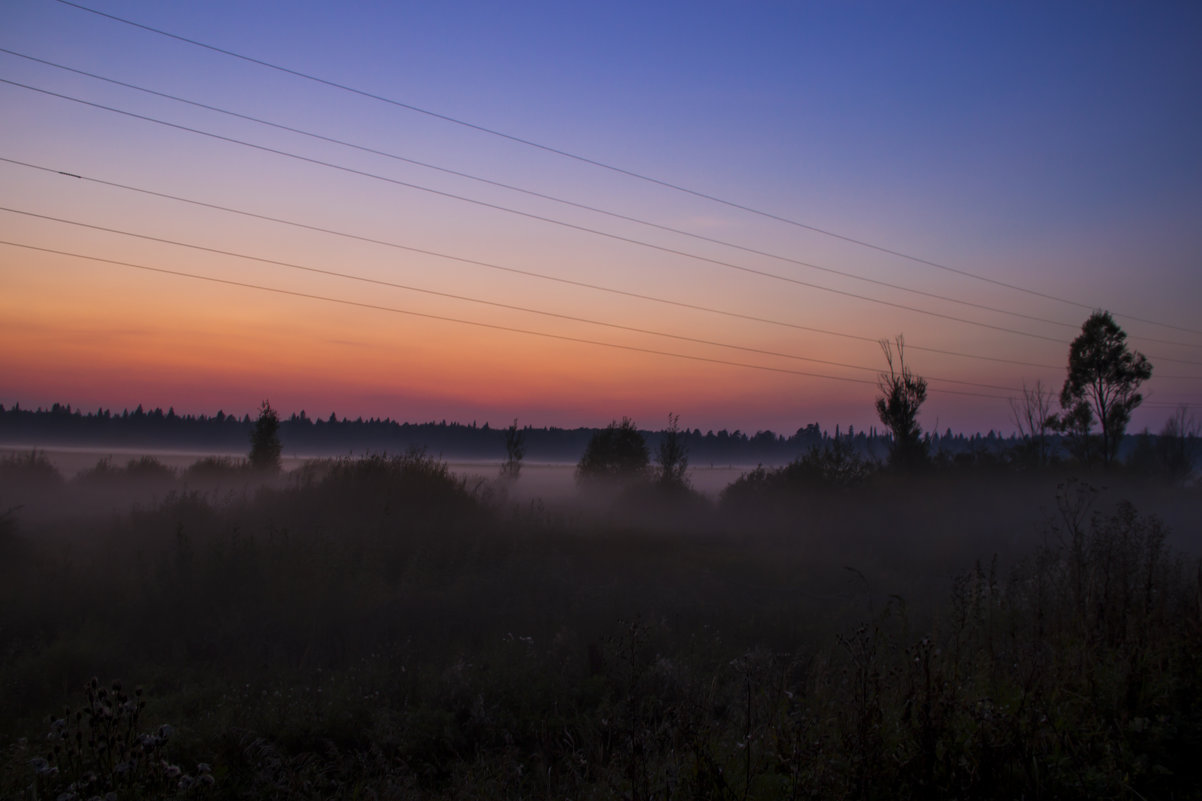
0 401 1064 465
0 400 1126 466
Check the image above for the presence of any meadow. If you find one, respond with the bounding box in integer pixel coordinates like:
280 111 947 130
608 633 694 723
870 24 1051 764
1 449 1200 799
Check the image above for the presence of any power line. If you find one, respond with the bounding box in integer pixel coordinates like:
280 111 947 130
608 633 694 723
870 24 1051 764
0 155 1065 371
0 205 1036 395
3 211 1192 405
0 238 1021 401
0 78 1147 349
0 206 877 381
6 154 1201 376
49 0 1202 339
0 47 1101 337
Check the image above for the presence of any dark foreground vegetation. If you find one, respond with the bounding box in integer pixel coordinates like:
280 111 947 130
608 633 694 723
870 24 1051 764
1 449 1201 800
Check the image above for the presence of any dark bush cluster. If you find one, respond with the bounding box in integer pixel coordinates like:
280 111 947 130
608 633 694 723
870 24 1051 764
285 450 484 538
181 455 250 483
721 437 875 510
576 417 651 484
0 449 63 489
76 456 178 488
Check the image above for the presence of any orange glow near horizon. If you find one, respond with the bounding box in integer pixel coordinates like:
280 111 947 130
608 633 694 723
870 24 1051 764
3 0 1199 435
0 252 889 431
6 230 1188 437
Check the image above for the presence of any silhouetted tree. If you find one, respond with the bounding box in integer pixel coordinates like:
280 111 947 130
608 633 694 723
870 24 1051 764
1051 400 1095 464
655 413 689 490
1054 311 1152 467
875 335 928 470
501 418 526 480
576 417 649 483
249 400 282 472
1158 405 1199 480
1009 379 1056 467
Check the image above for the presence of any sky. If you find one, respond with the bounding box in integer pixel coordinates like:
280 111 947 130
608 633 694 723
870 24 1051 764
2 0 1201 435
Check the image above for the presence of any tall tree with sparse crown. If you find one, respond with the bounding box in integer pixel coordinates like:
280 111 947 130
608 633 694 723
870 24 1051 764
1057 310 1152 466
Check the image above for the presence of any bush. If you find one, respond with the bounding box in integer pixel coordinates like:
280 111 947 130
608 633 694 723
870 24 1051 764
75 456 176 487
124 455 176 482
577 418 649 485
721 438 875 510
292 450 479 521
183 455 250 483
0 449 63 489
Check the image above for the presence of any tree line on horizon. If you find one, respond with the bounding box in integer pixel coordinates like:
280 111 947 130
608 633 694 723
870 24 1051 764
1 312 1196 476
0 401 1025 465
4 399 1191 470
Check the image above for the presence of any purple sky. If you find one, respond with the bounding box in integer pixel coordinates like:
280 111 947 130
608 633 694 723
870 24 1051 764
2 0 1200 434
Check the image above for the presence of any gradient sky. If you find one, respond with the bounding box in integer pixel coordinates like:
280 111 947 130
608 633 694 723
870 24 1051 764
2 0 1201 435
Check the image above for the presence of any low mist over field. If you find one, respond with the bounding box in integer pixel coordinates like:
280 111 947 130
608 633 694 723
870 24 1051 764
3 436 1201 798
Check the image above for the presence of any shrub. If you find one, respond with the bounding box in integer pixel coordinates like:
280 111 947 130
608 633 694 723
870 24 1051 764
74 455 119 485
293 450 479 521
183 455 250 483
0 449 63 489
577 418 649 485
720 438 874 510
124 455 176 482
74 456 176 487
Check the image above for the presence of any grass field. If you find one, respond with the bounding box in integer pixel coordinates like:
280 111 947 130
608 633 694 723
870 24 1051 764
2 450 1200 799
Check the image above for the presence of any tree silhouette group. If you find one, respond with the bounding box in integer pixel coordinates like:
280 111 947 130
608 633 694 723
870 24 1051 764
877 310 1159 472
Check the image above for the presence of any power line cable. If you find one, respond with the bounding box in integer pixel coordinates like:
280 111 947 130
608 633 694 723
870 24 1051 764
5 77 1172 350
6 204 989 386
0 156 1065 370
0 47 1102 336
4 204 1044 394
6 154 1201 375
9 207 1199 400
0 238 1021 401
48 0 1202 339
